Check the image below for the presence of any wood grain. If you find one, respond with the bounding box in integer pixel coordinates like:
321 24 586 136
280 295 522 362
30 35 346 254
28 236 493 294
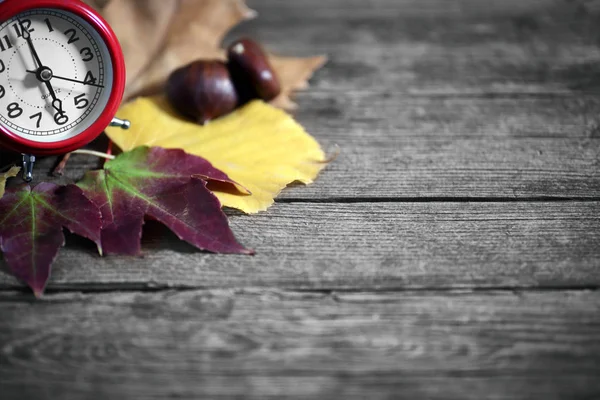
238 0 600 95
1 289 599 400
1 0 599 398
3 97 600 200
0 202 598 291
294 93 600 140
280 136 600 200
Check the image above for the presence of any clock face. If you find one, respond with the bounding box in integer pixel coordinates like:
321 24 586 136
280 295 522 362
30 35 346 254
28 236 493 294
0 8 114 143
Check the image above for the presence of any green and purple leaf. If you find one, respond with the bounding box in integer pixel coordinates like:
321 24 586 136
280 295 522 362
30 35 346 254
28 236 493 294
0 183 102 296
77 146 252 256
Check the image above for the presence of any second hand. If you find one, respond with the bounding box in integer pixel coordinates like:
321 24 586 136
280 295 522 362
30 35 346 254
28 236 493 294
25 70 105 89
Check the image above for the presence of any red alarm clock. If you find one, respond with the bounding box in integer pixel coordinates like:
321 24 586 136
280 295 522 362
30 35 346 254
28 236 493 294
0 0 129 180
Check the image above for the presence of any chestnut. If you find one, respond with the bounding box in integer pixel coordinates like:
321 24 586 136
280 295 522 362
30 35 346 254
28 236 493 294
227 38 281 102
166 60 238 125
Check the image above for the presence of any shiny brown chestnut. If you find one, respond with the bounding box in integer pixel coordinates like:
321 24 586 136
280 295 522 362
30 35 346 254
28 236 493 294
227 38 281 102
166 60 238 125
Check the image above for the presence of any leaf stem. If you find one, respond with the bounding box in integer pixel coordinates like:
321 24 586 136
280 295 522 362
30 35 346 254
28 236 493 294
104 139 114 167
72 149 116 160
318 144 341 164
52 153 71 176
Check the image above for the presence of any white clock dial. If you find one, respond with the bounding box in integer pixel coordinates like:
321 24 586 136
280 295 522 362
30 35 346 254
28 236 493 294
0 8 113 143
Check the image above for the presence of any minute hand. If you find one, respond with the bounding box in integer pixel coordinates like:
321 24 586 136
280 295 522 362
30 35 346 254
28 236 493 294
20 21 42 68
20 24 63 113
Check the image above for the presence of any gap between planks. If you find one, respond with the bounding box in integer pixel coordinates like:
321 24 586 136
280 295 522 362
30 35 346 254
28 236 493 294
1 285 600 302
276 197 600 204
1 284 599 299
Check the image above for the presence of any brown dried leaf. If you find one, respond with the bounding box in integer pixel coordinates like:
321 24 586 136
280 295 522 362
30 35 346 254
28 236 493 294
93 0 325 108
126 0 255 98
82 0 110 9
269 54 328 109
100 0 178 91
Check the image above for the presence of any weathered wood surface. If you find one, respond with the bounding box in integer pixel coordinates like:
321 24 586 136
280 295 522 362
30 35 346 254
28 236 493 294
1 0 600 399
4 112 600 201
1 202 599 291
238 0 600 94
4 0 600 200
1 290 599 400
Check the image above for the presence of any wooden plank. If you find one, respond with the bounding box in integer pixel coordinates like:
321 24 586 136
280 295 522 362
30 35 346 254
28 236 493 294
286 93 600 200
279 137 600 200
234 0 600 95
285 94 600 200
2 95 600 200
294 93 600 140
0 202 598 291
248 0 558 19
1 289 599 400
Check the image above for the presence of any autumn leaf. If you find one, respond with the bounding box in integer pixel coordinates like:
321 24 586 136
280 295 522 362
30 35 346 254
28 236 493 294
105 97 327 213
0 166 20 199
100 0 179 91
0 183 102 296
268 55 328 110
91 0 326 108
77 146 252 255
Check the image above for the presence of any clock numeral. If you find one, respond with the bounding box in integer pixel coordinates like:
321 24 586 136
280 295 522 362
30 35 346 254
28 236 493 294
54 112 69 126
0 35 13 52
7 103 23 119
64 29 80 44
74 94 89 109
44 18 54 33
0 85 5 99
12 19 34 37
0 60 5 73
29 112 42 129
83 71 97 85
80 47 94 62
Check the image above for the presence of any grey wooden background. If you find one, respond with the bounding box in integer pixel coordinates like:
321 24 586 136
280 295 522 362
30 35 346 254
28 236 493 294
1 0 600 399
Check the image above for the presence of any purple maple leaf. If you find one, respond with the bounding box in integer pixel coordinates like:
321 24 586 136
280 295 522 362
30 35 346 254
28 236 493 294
0 183 102 296
77 146 252 256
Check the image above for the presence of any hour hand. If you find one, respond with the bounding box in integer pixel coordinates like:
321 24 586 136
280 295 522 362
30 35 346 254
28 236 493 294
52 98 63 114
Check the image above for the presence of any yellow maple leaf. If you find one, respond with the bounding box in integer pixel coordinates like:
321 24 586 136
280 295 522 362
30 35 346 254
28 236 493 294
105 97 327 213
0 166 20 199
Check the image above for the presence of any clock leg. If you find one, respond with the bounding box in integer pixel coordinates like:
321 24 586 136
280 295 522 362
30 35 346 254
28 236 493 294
22 154 36 183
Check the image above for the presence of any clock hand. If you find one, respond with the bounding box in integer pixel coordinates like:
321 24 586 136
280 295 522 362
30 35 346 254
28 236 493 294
50 74 105 89
37 71 63 113
25 70 105 88
18 22 64 115
52 98 64 114
19 20 43 69
46 83 63 114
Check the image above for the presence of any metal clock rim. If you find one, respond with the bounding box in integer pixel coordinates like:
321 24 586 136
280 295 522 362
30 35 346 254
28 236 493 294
0 0 126 156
